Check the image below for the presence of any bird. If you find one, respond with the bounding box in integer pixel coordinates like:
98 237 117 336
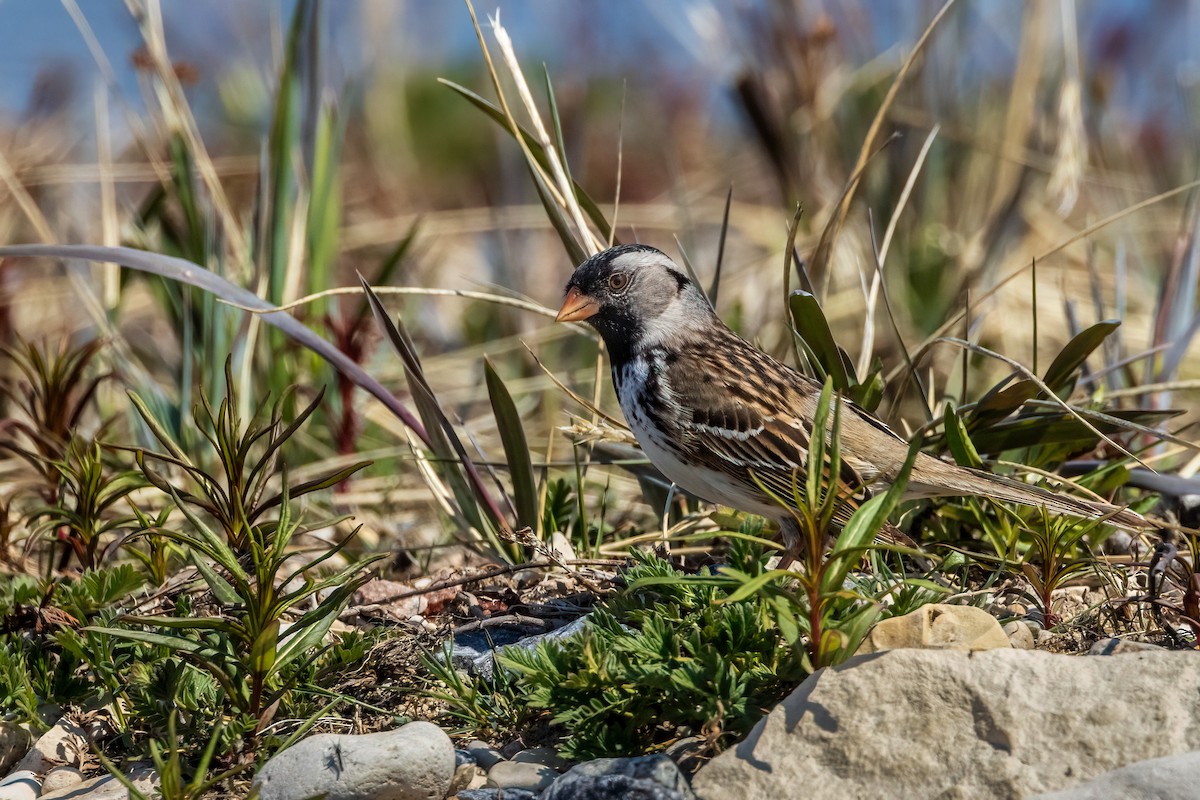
555 243 1146 563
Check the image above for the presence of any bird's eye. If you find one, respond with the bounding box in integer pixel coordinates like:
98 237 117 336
608 272 631 292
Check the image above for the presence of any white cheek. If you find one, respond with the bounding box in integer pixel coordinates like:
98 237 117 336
637 296 703 348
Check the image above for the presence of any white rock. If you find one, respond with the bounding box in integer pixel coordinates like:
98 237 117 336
1031 750 1200 799
15 716 87 773
0 772 38 800
252 721 454 800
1088 637 1165 655
39 766 157 800
0 723 30 774
1003 620 1036 650
693 649 1200 800
857 603 1011 653
40 766 84 794
486 760 559 792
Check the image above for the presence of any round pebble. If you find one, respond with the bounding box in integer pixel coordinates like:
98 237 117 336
1003 620 1035 650
40 766 84 794
486 760 559 793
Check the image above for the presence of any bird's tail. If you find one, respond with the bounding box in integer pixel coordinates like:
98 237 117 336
910 467 1148 529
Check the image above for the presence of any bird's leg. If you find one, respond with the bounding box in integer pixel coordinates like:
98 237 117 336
775 517 804 572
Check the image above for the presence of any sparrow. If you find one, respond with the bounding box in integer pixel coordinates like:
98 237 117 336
555 244 1146 561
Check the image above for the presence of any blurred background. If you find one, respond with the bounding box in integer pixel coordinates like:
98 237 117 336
2 0 1199 565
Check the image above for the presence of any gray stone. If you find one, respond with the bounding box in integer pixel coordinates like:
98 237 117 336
543 755 696 800
40 766 84 794
693 649 1200 800
465 739 504 770
486 760 558 792
663 736 708 775
16 716 87 773
463 616 593 680
448 761 482 795
1088 637 1165 655
1101 529 1134 555
1031 750 1200 799
511 745 572 771
0 723 30 774
252 720 454 800
455 790 538 800
38 766 158 799
1003 620 1036 650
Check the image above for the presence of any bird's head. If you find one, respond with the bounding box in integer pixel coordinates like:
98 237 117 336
556 245 715 360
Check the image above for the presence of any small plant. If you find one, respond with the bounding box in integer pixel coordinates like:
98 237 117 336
731 378 920 672
88 366 384 748
0 565 151 729
421 644 528 738
29 439 146 570
497 541 804 760
97 712 252 800
1017 511 1107 629
0 338 112 567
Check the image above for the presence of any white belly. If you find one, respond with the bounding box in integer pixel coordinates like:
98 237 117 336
616 361 784 520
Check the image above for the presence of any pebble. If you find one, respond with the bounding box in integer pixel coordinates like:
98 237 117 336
541 754 696 800
1003 620 1036 650
511 745 572 771
0 723 30 774
466 740 504 770
449 762 482 795
1088 638 1166 656
463 616 595 680
0 772 39 800
857 604 1011 653
40 767 84 794
253 720 454 800
38 766 158 800
486 760 559 793
15 716 87 773
455 790 538 800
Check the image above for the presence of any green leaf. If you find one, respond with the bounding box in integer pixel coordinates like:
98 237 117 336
943 404 983 468
788 291 856 390
966 378 1039 431
128 391 192 464
192 552 241 606
485 358 539 534
713 568 796 604
806 377 835 507
250 619 279 676
822 440 919 594
1041 320 1120 396
847 363 885 413
358 275 512 546
966 408 1178 454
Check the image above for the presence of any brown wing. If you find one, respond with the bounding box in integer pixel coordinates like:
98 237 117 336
662 334 876 519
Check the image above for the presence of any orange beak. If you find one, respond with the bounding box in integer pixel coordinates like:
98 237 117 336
555 286 599 323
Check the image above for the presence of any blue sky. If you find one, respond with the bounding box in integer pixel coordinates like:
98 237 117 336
1 2 1197 142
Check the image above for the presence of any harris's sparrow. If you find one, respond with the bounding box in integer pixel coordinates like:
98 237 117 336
556 244 1145 559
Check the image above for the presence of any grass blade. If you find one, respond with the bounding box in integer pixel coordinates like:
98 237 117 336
485 358 540 535
0 244 431 445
